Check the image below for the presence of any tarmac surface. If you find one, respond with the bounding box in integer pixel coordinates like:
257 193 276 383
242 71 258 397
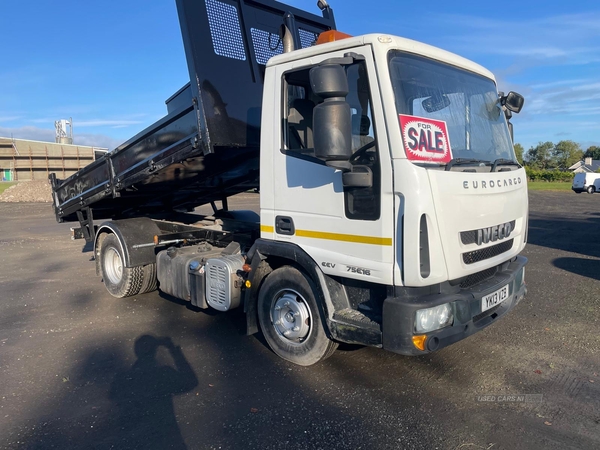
0 191 598 449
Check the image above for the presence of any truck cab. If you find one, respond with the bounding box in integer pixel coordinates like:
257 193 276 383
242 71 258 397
256 32 527 360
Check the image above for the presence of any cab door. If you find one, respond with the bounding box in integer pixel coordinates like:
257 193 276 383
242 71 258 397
268 46 395 285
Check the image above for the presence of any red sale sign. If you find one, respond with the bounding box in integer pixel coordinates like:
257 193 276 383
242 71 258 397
399 115 453 163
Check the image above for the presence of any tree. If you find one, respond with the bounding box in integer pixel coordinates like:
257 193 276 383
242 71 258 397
553 140 583 169
525 141 555 169
584 146 600 160
513 143 524 165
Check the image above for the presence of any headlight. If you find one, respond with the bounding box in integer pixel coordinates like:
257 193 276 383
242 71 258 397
415 303 453 333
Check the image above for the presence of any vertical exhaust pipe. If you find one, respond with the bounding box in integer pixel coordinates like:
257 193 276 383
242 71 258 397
280 12 300 53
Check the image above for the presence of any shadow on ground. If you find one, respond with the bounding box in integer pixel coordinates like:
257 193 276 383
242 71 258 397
553 257 600 281
14 292 446 450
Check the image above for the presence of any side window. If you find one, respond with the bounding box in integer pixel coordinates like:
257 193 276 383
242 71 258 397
284 69 315 152
282 61 381 220
345 63 380 221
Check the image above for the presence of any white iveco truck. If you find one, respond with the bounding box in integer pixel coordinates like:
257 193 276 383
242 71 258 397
50 0 528 365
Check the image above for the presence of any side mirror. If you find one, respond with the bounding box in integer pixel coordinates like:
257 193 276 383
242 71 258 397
502 91 524 113
310 64 352 168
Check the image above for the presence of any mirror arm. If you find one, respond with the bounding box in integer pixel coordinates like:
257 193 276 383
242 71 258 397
503 108 514 142
319 52 365 66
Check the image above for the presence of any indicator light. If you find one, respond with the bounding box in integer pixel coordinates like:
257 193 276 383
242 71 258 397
412 335 427 351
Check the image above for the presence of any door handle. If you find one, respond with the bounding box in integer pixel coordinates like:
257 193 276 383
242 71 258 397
276 216 295 235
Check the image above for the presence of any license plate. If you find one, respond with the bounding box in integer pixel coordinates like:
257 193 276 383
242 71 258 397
481 284 509 312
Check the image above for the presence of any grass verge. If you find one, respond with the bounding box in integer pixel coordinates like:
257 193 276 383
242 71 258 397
0 182 16 195
527 181 573 191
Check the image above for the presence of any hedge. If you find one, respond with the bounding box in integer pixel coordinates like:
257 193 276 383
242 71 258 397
525 167 575 182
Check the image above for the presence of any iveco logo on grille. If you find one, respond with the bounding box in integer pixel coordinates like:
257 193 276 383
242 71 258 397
476 222 513 246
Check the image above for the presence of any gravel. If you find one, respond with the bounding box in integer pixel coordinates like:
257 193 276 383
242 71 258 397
0 193 599 449
0 180 52 203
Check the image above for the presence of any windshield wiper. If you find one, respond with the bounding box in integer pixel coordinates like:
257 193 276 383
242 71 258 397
445 158 488 171
491 158 521 172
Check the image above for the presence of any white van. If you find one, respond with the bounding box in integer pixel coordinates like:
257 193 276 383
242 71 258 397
572 172 600 193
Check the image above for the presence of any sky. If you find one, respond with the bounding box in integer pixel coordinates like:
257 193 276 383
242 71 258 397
1 0 599 152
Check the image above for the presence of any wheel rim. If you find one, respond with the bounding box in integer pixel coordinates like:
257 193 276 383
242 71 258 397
270 289 312 346
104 247 123 285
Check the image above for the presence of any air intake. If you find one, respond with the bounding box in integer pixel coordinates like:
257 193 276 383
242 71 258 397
419 214 430 278
463 240 514 265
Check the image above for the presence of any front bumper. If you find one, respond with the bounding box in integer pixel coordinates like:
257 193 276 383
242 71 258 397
382 256 527 355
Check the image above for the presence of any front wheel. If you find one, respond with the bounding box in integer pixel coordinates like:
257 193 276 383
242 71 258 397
257 266 337 366
587 186 595 194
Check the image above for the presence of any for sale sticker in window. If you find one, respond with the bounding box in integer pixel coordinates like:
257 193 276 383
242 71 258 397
399 115 452 164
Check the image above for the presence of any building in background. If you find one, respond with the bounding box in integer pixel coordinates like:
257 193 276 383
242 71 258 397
0 137 107 181
568 157 600 174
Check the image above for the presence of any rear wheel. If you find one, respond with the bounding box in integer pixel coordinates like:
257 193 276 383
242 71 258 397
587 186 595 194
100 234 143 298
139 263 158 294
257 266 337 366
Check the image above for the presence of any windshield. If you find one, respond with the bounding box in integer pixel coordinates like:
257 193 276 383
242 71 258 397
388 51 515 167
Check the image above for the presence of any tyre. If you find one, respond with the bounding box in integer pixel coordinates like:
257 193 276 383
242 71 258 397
100 234 143 298
257 266 338 366
587 186 595 194
139 263 158 294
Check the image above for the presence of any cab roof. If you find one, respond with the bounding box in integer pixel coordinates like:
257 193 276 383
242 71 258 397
267 33 496 83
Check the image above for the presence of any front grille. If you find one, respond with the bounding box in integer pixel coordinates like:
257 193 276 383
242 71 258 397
473 303 502 323
459 267 498 289
460 220 516 245
462 239 514 264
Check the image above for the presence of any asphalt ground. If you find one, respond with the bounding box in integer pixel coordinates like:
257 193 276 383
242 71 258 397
0 191 598 450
